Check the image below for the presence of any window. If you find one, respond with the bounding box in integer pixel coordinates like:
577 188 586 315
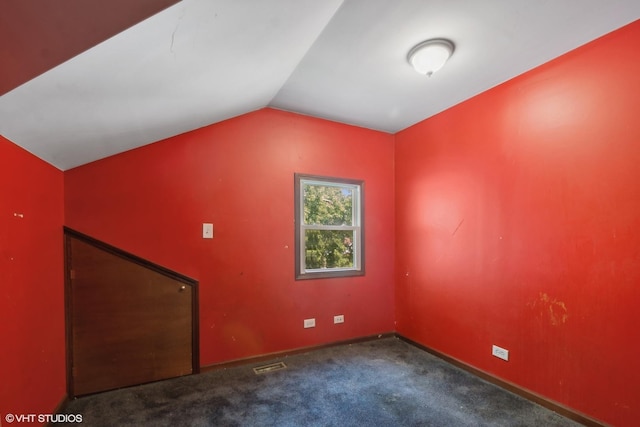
295 173 364 279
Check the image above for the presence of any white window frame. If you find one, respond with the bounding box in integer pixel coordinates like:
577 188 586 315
294 173 364 280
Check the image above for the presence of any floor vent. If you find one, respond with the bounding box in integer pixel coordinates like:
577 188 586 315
253 362 287 374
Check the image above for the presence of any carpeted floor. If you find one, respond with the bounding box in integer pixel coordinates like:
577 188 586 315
61 337 582 426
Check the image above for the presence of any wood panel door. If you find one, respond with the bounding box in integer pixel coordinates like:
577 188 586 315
65 229 199 396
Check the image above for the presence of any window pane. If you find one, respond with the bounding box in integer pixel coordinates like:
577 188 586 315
303 184 353 226
305 229 355 269
295 173 364 280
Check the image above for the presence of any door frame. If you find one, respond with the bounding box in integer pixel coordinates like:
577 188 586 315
63 227 199 396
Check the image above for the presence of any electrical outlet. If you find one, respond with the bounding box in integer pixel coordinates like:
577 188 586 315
303 318 316 328
334 315 344 324
492 345 509 361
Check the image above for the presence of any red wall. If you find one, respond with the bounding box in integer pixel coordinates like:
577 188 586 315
395 21 640 426
64 108 396 365
0 137 65 418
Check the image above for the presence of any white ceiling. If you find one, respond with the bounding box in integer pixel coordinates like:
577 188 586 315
1 0 639 170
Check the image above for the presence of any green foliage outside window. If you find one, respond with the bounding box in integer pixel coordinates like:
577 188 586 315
303 184 354 269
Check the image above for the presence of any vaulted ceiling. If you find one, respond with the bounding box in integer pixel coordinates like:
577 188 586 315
1 0 639 170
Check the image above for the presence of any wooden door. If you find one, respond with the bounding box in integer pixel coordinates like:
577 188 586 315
65 229 199 396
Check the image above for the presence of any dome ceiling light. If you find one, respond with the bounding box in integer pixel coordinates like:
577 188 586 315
407 39 455 77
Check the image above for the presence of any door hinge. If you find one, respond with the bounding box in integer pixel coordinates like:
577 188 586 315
69 269 76 280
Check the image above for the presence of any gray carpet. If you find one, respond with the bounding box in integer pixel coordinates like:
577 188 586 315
61 337 582 426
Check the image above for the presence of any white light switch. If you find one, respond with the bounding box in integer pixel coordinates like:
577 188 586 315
203 223 214 239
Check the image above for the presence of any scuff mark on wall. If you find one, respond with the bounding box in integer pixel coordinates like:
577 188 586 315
451 218 465 236
529 292 569 326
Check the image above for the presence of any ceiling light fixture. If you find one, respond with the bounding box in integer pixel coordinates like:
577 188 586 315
407 39 455 77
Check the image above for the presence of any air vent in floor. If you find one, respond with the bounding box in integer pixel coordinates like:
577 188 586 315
253 362 287 374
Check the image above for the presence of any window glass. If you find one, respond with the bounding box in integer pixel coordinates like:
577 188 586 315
295 174 364 279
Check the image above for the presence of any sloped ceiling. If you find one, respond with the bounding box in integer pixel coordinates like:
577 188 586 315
1 0 639 170
0 0 180 96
